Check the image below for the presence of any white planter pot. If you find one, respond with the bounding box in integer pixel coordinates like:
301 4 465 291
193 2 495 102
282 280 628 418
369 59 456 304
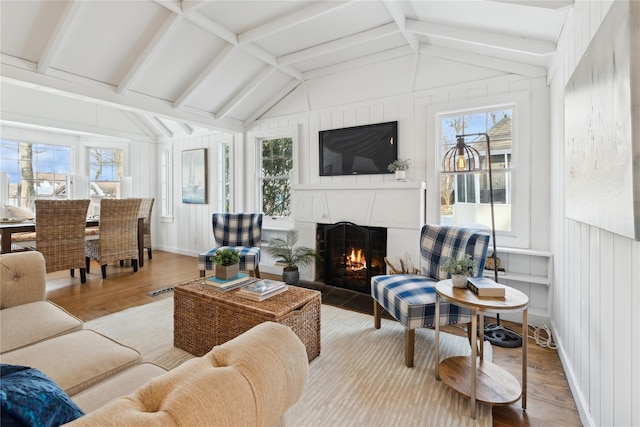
451 274 468 288
395 170 406 180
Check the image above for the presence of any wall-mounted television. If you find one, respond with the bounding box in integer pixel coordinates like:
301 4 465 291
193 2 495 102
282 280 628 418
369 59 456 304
319 121 397 176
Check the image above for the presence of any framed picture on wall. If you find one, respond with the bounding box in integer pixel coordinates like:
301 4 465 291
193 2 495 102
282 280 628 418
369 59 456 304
182 148 207 204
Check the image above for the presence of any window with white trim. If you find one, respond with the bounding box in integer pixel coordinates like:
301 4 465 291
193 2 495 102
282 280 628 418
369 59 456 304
258 137 292 218
160 146 172 218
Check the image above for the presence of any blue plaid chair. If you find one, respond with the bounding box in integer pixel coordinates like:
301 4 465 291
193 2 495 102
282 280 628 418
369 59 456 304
198 213 263 278
371 224 490 367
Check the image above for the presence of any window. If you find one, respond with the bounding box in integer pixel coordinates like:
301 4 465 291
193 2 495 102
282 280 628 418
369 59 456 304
0 140 70 210
439 107 514 233
160 147 172 218
217 143 231 213
258 137 292 217
88 147 124 199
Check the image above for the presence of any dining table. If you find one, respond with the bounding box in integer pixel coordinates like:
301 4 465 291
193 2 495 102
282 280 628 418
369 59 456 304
0 218 146 267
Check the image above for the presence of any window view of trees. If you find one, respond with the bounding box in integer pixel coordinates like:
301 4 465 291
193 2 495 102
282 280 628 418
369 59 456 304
0 140 70 210
89 148 124 199
440 108 513 232
259 137 292 217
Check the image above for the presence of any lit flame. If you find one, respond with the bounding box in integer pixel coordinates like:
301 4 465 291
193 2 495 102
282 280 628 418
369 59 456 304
347 248 367 271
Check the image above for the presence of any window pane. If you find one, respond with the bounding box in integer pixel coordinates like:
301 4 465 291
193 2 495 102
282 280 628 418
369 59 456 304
259 137 292 217
89 148 123 199
439 108 513 231
0 140 70 211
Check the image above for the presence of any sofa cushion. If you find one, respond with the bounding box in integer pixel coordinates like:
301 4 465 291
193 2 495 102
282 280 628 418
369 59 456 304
71 363 167 414
0 330 142 396
0 364 84 427
0 301 83 354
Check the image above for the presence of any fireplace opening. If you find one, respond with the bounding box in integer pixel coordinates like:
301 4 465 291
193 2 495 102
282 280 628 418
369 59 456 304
317 222 386 294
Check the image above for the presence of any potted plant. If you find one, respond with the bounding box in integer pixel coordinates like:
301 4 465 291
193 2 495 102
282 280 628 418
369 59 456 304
387 158 410 180
441 254 478 288
214 248 241 280
265 229 322 285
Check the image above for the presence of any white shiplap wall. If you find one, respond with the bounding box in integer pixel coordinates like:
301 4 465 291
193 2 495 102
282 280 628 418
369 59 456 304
548 1 640 426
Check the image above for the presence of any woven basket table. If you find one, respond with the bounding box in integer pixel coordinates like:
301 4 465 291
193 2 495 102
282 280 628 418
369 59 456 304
174 277 321 362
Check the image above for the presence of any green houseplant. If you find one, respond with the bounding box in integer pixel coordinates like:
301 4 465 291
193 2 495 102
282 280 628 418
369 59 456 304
441 254 477 288
214 248 241 280
265 229 322 285
387 158 410 180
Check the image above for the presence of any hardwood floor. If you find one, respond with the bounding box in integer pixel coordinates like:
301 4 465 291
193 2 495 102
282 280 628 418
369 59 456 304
45 250 582 427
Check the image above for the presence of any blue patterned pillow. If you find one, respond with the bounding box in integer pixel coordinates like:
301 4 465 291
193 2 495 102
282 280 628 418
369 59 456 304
1 364 84 427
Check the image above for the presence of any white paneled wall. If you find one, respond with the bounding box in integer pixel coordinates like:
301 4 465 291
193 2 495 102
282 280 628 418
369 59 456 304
548 1 640 426
247 69 552 323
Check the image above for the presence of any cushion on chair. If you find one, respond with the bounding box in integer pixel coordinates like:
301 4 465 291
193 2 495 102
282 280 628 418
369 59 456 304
371 274 472 329
198 246 261 272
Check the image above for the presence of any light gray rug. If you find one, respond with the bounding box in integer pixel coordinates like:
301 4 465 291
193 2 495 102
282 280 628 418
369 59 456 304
85 297 492 427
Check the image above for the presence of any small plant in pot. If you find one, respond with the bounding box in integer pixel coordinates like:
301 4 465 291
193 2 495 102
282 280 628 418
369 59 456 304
387 158 410 180
213 248 241 280
441 254 478 288
265 229 322 285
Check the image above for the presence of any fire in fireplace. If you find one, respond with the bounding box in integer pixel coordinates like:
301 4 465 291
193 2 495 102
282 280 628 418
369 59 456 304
318 222 387 294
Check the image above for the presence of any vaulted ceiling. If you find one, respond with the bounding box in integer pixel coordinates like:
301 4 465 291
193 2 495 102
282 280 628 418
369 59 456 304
0 0 572 141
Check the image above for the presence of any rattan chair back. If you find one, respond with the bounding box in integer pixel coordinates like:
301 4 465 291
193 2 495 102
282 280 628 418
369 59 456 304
138 198 154 257
86 198 142 267
34 199 90 276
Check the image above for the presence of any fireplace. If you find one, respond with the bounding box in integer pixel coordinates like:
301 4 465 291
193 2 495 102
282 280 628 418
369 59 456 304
317 222 386 294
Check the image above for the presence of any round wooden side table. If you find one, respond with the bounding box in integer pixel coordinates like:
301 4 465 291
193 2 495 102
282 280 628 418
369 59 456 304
435 279 529 419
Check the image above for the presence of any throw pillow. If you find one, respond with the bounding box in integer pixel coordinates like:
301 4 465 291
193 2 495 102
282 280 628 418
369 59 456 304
4 205 35 220
0 364 84 427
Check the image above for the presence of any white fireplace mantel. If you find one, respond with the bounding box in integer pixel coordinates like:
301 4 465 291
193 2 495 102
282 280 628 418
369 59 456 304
292 181 426 230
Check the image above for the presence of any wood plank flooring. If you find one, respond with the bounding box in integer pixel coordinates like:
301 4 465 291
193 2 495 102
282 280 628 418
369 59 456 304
45 250 582 427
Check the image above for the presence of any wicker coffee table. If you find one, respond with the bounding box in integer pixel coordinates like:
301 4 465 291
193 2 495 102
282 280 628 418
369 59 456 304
174 277 321 361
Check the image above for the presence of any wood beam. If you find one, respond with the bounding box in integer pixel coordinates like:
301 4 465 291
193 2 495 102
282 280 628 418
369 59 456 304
37 1 83 74
173 44 236 109
243 80 302 127
382 0 419 53
124 111 167 141
238 1 349 44
406 19 556 56
118 14 182 94
420 45 546 77
278 23 400 66
217 67 275 119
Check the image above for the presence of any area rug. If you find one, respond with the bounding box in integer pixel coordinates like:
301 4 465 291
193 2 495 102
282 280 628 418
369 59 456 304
85 298 492 427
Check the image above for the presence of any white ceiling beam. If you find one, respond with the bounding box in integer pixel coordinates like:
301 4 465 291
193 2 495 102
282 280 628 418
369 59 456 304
217 67 276 119
407 19 555 56
152 0 182 15
118 14 182 94
303 45 413 80
485 0 574 10
180 0 209 14
124 111 167 140
278 23 400 65
238 1 350 44
244 80 302 127
1 66 244 133
174 44 236 109
182 11 238 45
37 0 83 74
153 117 174 138
382 1 419 53
420 45 546 77
177 121 194 135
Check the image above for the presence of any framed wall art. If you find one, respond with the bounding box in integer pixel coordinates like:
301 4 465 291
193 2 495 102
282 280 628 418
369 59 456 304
182 148 207 204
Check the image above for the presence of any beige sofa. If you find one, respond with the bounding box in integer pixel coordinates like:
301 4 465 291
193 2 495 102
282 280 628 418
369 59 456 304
0 251 309 426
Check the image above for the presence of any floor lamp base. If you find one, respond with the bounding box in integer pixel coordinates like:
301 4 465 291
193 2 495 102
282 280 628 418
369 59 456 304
483 323 523 348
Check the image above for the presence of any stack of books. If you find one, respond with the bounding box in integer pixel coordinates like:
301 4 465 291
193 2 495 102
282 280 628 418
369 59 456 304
466 277 506 298
202 273 257 291
236 279 288 301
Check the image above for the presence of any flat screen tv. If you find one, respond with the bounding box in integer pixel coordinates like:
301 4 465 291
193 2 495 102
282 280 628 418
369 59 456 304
319 121 398 176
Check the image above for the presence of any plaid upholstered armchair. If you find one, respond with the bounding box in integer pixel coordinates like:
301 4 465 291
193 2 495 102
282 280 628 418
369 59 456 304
371 224 490 367
198 213 263 278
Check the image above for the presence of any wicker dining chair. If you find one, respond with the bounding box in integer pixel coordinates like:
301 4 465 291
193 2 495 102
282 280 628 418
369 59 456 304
85 198 142 279
34 199 91 283
138 198 154 260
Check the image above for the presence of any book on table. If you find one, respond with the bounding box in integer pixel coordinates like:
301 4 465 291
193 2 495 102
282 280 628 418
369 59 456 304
204 273 257 291
235 279 287 301
466 277 506 298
